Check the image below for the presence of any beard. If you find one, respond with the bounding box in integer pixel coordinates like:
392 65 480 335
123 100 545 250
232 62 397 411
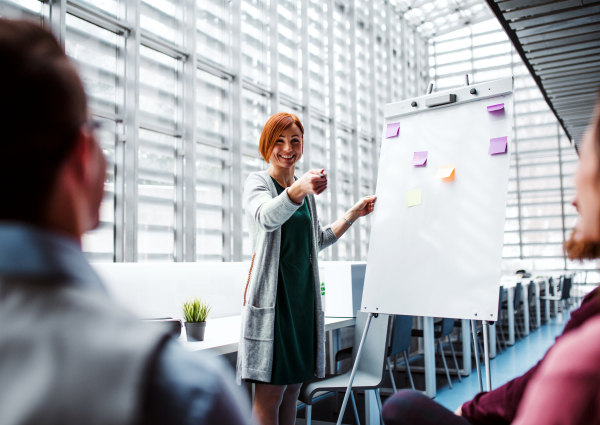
565 226 600 260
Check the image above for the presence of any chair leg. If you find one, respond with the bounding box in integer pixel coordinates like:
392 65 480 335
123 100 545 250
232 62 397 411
403 350 415 390
376 388 384 425
350 390 360 425
447 335 462 383
386 357 397 393
306 405 312 425
438 338 453 389
498 320 507 349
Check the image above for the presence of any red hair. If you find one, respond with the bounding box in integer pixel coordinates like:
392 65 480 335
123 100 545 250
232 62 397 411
259 112 304 163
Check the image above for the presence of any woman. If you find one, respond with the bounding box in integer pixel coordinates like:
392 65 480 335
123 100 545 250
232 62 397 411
236 112 376 425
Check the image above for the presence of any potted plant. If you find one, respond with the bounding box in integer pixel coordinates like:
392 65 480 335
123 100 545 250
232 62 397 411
181 296 212 341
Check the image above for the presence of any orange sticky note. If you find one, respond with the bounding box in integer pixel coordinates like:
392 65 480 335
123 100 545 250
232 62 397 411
435 165 455 179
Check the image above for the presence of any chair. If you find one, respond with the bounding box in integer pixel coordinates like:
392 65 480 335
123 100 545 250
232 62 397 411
527 282 537 330
300 313 392 425
411 318 461 389
386 315 415 392
502 282 525 340
496 286 507 353
541 276 572 313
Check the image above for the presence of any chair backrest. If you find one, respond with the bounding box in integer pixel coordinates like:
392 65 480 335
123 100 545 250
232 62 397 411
561 277 572 300
388 315 413 357
438 317 455 339
528 282 535 306
352 312 392 379
498 286 504 318
514 282 523 309
549 277 555 295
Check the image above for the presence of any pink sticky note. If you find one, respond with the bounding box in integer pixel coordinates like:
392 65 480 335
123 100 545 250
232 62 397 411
489 136 508 155
412 151 428 166
487 103 504 112
386 122 400 138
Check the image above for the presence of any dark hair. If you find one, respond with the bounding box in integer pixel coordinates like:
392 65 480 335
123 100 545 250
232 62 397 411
0 19 87 223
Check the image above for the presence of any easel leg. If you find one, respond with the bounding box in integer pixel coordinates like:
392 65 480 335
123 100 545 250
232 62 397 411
482 321 492 391
470 320 483 392
337 312 374 425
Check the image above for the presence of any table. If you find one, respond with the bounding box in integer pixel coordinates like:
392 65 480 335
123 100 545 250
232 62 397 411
182 315 356 357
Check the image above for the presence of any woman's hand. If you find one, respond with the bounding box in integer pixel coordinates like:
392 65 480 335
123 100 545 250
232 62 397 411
346 195 377 222
288 169 328 204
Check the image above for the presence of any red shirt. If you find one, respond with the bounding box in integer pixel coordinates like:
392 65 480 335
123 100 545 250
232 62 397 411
513 314 600 425
461 288 600 425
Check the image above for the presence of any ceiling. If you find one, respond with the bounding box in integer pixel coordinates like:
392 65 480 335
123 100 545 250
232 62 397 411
391 0 494 37
485 0 600 147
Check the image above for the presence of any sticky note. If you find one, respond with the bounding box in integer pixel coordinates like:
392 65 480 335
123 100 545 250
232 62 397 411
489 136 508 155
487 103 504 112
412 151 428 166
406 189 421 207
435 165 455 179
386 122 400 138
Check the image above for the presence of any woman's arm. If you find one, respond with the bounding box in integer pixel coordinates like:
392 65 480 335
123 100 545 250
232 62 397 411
330 195 377 239
244 170 329 233
244 174 302 232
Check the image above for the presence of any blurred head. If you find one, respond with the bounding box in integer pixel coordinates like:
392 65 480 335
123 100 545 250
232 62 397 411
565 101 600 260
259 112 304 169
0 19 105 238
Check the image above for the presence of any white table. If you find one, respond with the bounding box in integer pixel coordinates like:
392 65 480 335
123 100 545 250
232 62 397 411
182 315 357 357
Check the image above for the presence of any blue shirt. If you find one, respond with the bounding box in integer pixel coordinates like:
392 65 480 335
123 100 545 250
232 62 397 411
0 223 250 425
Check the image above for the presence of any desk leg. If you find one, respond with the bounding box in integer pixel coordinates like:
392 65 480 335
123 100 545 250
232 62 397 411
489 323 497 359
461 319 471 376
365 390 379 425
507 288 515 346
424 317 436 398
544 281 550 323
555 281 560 316
523 287 530 336
535 282 541 328
328 329 340 375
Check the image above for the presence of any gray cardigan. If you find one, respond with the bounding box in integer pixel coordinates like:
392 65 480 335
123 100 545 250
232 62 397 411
236 170 338 384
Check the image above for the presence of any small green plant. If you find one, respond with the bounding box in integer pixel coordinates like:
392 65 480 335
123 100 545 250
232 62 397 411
181 296 212 323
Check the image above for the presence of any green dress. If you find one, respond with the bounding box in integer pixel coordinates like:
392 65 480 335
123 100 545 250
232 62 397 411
268 177 316 385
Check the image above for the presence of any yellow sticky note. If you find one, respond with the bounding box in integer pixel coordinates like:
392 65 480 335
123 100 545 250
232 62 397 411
406 188 422 207
435 165 455 179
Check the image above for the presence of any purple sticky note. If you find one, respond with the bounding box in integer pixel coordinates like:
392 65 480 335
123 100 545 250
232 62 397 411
412 151 428 166
386 122 400 138
489 136 508 155
487 103 504 112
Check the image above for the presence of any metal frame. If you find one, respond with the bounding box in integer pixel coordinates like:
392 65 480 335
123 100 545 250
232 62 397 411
6 0 433 264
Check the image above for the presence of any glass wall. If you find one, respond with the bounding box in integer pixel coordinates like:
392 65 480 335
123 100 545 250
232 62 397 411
431 19 595 273
1 0 428 262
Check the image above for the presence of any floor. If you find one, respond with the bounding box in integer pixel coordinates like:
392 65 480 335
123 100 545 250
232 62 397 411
433 313 568 412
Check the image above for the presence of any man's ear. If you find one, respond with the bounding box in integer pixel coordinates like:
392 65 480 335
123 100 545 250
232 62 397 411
64 129 89 182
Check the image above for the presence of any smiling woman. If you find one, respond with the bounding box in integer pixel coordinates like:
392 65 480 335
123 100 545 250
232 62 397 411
238 112 377 425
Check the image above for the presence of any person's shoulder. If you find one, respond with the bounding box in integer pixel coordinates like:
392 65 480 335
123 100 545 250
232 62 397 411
244 171 273 195
542 315 600 377
146 340 251 424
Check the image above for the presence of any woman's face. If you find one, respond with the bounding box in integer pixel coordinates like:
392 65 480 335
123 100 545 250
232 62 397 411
574 127 600 241
269 123 303 169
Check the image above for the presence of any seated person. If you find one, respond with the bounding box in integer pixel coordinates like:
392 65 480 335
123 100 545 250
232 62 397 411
382 99 600 425
0 19 249 425
511 105 600 424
